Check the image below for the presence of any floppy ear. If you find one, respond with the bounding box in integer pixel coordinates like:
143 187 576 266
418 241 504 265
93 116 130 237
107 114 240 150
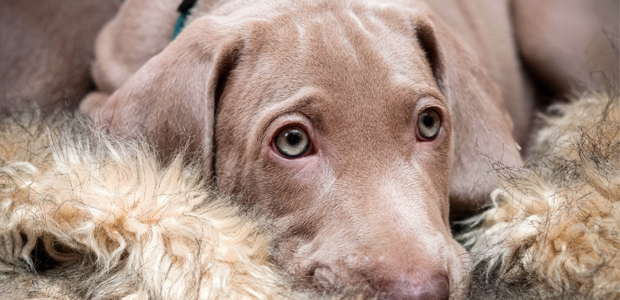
96 18 238 179
90 0 181 94
415 16 523 217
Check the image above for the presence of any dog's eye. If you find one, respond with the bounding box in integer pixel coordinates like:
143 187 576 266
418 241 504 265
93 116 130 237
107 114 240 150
417 109 441 140
274 126 311 158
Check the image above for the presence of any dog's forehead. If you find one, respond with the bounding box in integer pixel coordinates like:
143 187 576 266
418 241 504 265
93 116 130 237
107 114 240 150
212 0 447 153
231 0 437 102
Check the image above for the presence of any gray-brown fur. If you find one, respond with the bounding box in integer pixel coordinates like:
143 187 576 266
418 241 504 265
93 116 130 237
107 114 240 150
0 0 119 110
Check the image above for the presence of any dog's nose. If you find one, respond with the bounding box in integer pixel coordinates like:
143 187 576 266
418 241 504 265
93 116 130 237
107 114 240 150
380 273 450 300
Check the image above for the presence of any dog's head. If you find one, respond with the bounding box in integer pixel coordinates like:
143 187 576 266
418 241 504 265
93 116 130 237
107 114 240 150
93 0 522 298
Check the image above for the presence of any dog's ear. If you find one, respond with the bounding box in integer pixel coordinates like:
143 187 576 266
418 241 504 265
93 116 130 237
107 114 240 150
90 0 181 94
415 16 523 216
96 18 239 179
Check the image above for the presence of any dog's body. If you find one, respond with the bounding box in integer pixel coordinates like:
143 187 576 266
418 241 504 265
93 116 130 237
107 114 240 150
0 0 118 110
512 0 619 94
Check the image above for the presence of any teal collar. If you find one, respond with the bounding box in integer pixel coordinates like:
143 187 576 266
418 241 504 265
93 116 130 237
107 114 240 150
173 0 198 39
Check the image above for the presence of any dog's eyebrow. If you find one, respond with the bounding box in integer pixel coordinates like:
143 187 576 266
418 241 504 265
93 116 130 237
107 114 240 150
252 87 327 144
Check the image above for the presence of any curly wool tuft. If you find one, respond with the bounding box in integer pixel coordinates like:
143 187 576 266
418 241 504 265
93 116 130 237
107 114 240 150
0 113 301 300
460 91 620 299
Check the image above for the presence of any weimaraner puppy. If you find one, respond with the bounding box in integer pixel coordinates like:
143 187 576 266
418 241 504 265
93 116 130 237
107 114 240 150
80 0 526 298
72 0 620 299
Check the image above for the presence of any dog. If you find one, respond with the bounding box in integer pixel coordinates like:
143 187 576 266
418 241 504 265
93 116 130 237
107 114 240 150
79 1 532 298
75 0 620 298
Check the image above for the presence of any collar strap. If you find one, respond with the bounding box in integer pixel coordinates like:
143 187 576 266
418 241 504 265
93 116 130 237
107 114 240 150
173 0 198 39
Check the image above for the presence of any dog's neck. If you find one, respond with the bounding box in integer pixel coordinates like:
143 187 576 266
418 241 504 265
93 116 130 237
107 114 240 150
173 0 198 39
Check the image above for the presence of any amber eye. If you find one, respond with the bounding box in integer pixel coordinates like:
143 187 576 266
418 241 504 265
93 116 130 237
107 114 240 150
274 126 311 158
417 109 441 140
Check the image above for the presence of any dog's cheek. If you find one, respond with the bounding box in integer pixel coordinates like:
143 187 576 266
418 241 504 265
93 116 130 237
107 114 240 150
411 133 452 212
252 157 324 217
212 118 256 195
213 148 247 195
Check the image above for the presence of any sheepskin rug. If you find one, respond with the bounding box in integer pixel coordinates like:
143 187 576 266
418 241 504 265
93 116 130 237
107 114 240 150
461 91 620 299
0 113 307 300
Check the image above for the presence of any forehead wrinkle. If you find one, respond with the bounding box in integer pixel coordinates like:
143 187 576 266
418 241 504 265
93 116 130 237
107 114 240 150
304 10 362 67
349 4 430 88
295 15 389 97
251 2 429 97
311 7 426 96
295 22 308 53
346 9 370 36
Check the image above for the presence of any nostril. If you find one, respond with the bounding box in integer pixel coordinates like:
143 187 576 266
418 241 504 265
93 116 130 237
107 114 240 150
381 273 450 300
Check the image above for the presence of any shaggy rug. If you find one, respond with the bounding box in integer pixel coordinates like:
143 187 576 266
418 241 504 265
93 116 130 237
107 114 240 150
0 113 301 300
461 91 620 299
0 91 617 299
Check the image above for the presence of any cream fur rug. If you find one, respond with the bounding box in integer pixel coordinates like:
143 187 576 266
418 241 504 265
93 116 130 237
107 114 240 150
461 92 620 299
0 113 300 300
0 91 618 299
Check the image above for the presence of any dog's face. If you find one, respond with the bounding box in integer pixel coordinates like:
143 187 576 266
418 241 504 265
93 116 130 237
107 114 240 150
213 4 464 298
95 0 522 298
